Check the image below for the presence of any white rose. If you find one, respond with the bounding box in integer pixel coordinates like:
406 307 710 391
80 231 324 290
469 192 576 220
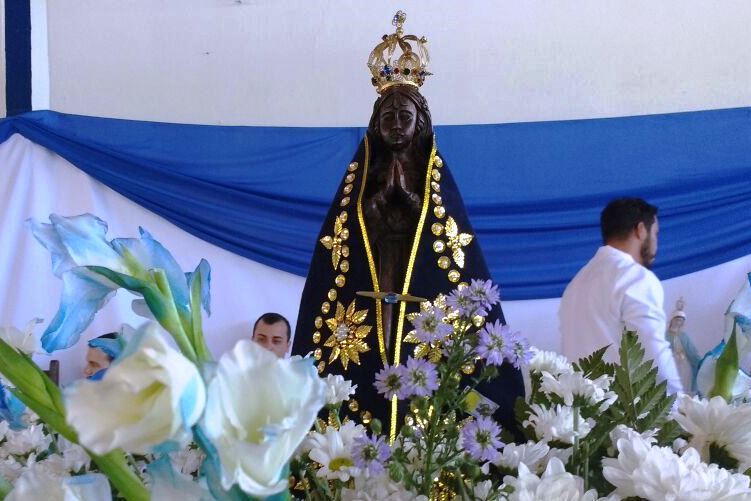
203 340 326 496
64 322 206 455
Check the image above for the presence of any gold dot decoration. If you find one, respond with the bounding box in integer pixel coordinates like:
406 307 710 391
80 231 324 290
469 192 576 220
472 315 486 328
317 361 326 373
348 399 359 412
437 256 451 269
314 348 322 360
404 414 415 426
328 288 337 301
343 184 353 195
360 411 372 424
340 260 350 273
434 157 444 168
314 316 323 329
434 206 446 219
448 270 461 283
432 223 444 236
340 197 350 207
348 161 359 172
345 173 355 183
321 301 331 314
432 170 441 181
335 274 346 288
313 331 321 343
462 363 476 375
340 211 348 223
433 240 446 253
431 181 441 193
340 228 350 240
342 245 350 257
431 194 442 205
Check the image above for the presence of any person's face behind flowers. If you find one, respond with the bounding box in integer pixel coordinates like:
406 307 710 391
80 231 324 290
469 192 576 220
83 347 112 378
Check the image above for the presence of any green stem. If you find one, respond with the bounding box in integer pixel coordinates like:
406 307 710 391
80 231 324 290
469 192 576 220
90 452 150 501
0 474 11 499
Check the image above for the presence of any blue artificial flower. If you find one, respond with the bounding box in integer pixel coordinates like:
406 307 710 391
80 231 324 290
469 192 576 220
507 333 533 369
27 214 211 356
446 279 501 318
461 416 504 463
412 309 453 344
0 383 26 430
352 434 392 476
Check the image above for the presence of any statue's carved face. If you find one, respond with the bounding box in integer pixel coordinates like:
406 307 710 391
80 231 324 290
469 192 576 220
378 93 417 151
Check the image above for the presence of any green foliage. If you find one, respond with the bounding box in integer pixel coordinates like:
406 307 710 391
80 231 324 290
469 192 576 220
573 345 614 380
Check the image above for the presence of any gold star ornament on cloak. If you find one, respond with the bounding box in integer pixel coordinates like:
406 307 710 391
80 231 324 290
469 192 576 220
323 299 372 369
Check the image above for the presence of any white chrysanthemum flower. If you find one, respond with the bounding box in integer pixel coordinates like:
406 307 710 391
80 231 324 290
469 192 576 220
502 458 599 501
305 421 365 482
341 473 428 501
324 374 357 406
0 420 9 442
523 404 594 444
0 423 52 456
603 432 751 500
540 371 617 411
673 395 751 471
471 480 494 500
495 441 550 473
169 446 205 477
527 348 574 376
609 425 657 449
58 438 91 472
0 456 24 482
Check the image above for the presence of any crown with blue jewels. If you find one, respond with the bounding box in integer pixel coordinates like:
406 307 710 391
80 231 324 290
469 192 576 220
367 11 431 94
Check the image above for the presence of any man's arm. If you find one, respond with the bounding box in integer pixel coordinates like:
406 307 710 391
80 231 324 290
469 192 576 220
622 270 685 395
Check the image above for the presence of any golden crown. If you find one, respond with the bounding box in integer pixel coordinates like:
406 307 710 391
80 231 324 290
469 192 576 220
367 11 431 94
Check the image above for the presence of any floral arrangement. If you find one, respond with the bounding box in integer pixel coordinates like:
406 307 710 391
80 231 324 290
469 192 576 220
291 287 751 499
2 213 751 501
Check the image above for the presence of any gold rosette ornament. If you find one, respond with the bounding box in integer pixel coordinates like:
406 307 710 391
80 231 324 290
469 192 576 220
324 299 372 370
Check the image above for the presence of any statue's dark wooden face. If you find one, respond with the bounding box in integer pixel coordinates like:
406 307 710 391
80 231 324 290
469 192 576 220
378 93 417 152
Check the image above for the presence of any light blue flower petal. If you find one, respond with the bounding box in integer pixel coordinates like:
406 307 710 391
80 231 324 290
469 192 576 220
49 214 128 273
111 227 190 312
0 384 26 430
186 259 212 316
63 473 112 501
26 218 76 277
148 455 213 501
42 269 117 352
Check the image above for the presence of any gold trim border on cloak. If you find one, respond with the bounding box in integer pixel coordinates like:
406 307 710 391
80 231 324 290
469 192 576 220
356 135 438 442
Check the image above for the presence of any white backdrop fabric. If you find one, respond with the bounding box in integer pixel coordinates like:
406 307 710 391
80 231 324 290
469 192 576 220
2 132 750 383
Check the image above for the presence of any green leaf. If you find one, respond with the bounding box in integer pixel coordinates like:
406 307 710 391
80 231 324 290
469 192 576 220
0 474 11 499
573 345 614 379
710 319 740 401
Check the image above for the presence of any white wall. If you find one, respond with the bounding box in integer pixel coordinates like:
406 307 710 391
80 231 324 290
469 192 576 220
44 0 751 126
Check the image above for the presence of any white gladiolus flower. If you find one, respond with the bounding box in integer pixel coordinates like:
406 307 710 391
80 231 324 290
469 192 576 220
527 349 574 376
495 441 550 473
6 468 111 501
64 323 206 455
324 374 357 406
502 458 599 501
305 420 366 482
203 340 327 496
0 318 42 354
524 404 594 444
673 395 751 472
540 371 617 411
603 433 751 500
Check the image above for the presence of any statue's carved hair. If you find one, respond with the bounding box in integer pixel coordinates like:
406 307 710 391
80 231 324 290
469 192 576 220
367 85 433 157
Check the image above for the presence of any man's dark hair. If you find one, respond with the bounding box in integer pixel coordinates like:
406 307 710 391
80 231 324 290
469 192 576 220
600 197 658 243
252 313 291 342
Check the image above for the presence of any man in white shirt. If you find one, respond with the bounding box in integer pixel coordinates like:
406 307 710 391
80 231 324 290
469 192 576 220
559 198 684 394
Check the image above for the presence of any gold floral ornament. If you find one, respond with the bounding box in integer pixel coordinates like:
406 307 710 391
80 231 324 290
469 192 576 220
320 214 349 270
323 299 372 370
444 216 473 269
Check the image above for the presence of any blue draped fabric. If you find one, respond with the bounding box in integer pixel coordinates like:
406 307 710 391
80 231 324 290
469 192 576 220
1 109 750 300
